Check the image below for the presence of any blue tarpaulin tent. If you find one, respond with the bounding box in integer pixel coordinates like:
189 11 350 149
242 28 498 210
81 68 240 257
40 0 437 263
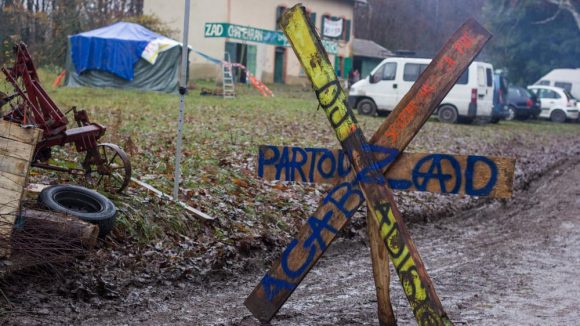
70 22 164 80
66 22 185 93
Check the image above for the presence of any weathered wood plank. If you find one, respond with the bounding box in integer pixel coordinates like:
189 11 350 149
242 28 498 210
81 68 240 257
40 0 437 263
0 136 35 161
257 145 515 198
0 121 42 257
0 120 41 144
0 171 27 193
0 188 21 253
0 152 30 177
367 207 396 326
245 6 491 324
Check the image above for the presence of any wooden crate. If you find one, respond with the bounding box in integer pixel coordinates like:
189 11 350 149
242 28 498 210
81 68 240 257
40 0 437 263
0 120 42 258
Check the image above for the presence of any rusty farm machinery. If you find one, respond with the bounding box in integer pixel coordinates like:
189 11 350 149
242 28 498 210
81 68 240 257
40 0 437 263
0 42 131 193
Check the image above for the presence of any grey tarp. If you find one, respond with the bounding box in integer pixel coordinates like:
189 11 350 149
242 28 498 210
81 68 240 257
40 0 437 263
65 40 183 93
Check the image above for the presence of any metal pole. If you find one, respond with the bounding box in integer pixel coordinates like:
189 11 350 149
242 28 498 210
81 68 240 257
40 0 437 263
173 0 191 200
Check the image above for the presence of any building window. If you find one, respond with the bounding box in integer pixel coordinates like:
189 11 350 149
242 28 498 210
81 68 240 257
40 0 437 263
321 15 351 41
343 18 351 42
275 6 286 30
304 8 316 26
310 12 317 26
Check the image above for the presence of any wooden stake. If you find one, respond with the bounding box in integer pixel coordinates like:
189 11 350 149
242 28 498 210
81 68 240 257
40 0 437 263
367 207 396 326
130 177 215 221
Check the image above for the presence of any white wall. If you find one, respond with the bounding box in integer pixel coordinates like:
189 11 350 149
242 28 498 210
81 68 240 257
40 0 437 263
144 0 354 83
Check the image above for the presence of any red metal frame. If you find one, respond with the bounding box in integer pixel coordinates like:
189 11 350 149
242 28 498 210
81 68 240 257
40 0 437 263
1 42 107 176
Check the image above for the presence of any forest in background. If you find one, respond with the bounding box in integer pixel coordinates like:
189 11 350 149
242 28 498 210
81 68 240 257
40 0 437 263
355 0 580 85
0 0 578 85
0 0 173 67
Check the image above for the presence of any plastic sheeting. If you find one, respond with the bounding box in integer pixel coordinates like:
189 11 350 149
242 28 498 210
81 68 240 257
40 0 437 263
69 22 170 80
66 40 183 93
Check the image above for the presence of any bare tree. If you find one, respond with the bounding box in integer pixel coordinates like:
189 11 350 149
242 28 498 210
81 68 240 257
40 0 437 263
537 0 580 30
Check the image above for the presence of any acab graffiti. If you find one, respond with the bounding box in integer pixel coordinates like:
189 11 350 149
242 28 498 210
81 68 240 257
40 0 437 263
259 178 365 301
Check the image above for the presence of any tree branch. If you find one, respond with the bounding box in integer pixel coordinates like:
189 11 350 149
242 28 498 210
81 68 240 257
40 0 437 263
542 0 580 30
533 7 562 25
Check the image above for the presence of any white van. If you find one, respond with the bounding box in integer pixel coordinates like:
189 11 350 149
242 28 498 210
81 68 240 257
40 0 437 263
535 69 580 100
348 57 495 123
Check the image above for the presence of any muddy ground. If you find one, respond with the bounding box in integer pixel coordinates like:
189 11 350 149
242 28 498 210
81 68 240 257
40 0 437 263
72 154 580 325
2 128 580 325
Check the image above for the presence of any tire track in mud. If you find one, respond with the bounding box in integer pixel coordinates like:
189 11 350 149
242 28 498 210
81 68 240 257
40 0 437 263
71 156 580 326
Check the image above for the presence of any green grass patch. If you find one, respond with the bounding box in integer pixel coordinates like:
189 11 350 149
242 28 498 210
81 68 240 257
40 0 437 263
12 68 580 245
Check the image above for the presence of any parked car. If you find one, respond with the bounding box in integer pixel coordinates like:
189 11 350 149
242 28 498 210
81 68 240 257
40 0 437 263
507 86 541 120
491 73 510 123
348 57 495 123
535 68 580 99
527 85 579 123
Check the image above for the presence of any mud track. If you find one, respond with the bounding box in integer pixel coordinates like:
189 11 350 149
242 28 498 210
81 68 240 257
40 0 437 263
33 155 574 326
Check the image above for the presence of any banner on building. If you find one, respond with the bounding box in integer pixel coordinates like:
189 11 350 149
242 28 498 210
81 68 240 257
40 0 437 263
204 22 338 54
323 17 343 38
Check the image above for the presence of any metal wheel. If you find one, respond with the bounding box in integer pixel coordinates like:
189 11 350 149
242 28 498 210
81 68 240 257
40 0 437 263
85 143 131 194
357 98 377 116
438 105 458 124
550 110 566 123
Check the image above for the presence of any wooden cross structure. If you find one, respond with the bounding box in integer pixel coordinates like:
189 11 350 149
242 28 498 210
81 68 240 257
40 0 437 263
245 5 510 325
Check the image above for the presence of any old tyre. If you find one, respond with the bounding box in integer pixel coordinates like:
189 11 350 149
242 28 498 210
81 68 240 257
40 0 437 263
39 185 117 238
550 110 566 123
438 105 458 124
357 98 377 116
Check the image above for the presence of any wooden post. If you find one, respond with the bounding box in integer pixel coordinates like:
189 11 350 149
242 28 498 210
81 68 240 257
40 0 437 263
367 207 396 326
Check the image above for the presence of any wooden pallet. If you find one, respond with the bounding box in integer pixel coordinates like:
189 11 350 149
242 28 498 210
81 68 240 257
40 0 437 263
0 120 42 258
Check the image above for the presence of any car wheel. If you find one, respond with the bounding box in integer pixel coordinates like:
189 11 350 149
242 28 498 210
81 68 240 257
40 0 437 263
357 98 377 116
506 106 516 121
490 117 500 124
550 110 567 123
39 185 117 238
438 105 458 124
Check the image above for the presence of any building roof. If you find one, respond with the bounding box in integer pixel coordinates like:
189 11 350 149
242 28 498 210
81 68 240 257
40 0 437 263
352 38 393 59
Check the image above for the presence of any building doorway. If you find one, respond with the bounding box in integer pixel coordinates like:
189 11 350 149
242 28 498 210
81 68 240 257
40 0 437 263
274 46 286 84
225 42 257 83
